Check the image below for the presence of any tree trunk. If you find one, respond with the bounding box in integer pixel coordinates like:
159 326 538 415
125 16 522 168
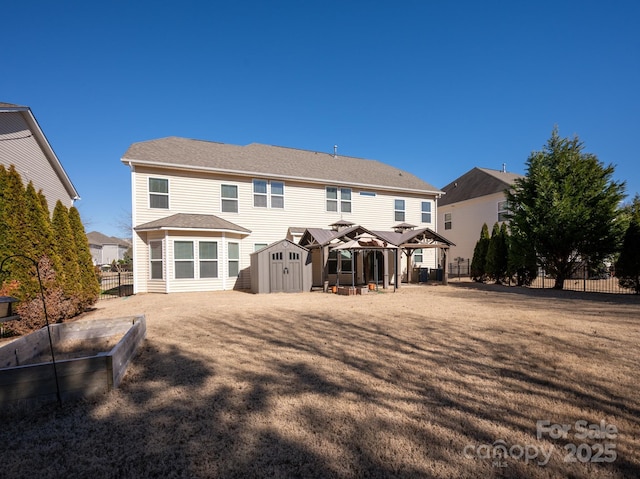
553 276 565 290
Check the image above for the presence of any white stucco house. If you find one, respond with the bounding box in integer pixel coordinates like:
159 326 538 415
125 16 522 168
122 137 453 293
0 102 79 212
438 167 523 272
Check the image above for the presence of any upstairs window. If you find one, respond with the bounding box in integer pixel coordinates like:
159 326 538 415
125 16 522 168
149 178 169 209
221 184 238 213
326 187 351 213
271 181 284 209
394 199 405 222
444 212 452 230
253 180 267 207
254 180 284 208
421 201 432 223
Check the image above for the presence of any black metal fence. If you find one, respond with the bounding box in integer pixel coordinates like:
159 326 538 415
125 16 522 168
530 267 637 295
99 272 134 299
448 258 471 279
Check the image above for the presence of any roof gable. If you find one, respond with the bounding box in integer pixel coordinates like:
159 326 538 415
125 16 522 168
122 137 441 194
439 167 523 206
0 103 79 201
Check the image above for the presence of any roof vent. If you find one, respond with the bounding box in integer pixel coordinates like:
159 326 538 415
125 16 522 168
502 163 507 173
333 145 338 158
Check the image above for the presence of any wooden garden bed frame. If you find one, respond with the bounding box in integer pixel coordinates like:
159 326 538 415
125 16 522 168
0 315 146 407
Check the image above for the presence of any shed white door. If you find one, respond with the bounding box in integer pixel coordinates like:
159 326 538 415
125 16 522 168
269 250 303 293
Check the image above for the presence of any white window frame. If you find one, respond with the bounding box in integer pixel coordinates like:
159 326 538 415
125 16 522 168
149 177 169 209
228 242 240 277
253 179 268 208
270 181 285 209
414 248 424 263
326 186 352 213
254 243 268 252
174 241 195 279
221 184 239 213
149 240 164 280
394 199 405 222
199 241 218 279
421 201 432 223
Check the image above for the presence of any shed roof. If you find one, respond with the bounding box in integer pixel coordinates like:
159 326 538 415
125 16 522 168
135 213 251 234
122 137 441 195
439 167 523 206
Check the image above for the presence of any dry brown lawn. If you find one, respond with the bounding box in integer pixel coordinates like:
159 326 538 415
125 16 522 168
2 282 639 478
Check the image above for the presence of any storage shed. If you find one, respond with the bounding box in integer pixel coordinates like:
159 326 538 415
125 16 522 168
250 239 312 293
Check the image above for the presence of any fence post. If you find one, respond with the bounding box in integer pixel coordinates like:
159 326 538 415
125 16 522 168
583 264 587 292
118 272 122 297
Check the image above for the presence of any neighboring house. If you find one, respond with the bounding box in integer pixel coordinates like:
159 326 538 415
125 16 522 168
0 102 79 212
122 137 447 293
438 167 523 269
86 231 131 267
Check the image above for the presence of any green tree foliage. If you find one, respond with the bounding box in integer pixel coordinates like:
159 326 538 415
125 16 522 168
506 128 626 289
507 223 538 286
485 222 509 284
69 206 100 308
0 166 41 299
52 200 81 311
616 195 640 293
470 223 490 282
24 182 63 274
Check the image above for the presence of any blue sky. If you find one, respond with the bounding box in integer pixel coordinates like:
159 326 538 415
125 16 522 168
3 1 639 237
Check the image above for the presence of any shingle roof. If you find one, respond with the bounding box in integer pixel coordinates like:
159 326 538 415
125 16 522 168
86 231 130 247
122 137 441 194
439 167 523 206
135 213 251 233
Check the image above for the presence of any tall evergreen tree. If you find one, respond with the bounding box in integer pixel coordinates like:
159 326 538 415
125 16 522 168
470 223 490 282
506 128 626 289
0 166 41 299
69 206 100 308
507 223 538 286
485 222 509 284
52 200 80 308
616 195 640 294
24 182 63 274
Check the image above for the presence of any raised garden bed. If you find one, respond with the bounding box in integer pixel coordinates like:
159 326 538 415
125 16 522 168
0 315 146 407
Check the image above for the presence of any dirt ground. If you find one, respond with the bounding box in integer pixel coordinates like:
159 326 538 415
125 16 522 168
2 282 639 478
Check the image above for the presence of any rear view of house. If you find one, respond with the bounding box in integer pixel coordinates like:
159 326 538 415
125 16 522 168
122 137 445 293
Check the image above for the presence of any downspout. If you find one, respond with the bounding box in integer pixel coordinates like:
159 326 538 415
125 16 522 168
129 162 139 294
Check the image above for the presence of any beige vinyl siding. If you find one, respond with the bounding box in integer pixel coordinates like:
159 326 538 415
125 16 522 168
438 191 506 262
133 166 437 236
132 166 440 291
0 112 76 212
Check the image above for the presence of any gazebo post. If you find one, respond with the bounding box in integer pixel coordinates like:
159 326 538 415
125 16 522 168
442 247 448 285
395 248 402 289
383 249 389 289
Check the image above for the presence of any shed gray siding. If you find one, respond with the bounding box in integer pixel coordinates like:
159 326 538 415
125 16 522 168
250 239 311 294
